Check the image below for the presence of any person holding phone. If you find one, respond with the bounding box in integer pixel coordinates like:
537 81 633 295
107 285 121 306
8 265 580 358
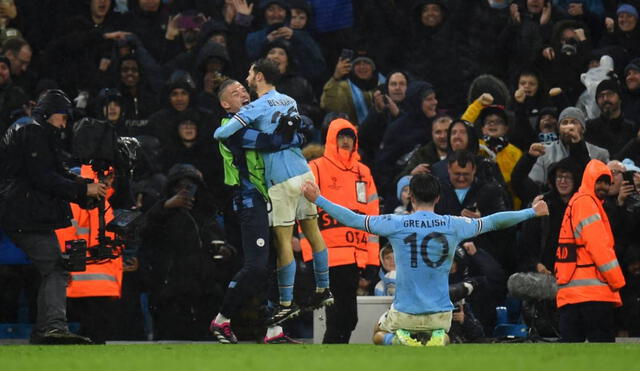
320 48 385 125
139 163 234 341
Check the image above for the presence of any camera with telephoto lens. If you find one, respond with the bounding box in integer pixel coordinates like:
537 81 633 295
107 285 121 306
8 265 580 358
71 118 142 261
62 239 88 272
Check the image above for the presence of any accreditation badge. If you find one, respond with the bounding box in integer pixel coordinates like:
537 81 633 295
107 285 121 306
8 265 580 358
356 181 367 204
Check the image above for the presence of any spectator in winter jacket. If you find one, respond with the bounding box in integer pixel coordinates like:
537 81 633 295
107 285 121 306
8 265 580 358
358 70 411 168
621 58 640 121
113 54 159 136
585 79 638 157
529 106 609 185
139 163 234 340
147 71 216 151
0 56 28 136
321 48 385 126
404 0 474 113
246 0 326 86
263 38 321 127
477 105 524 208
599 3 640 60
375 81 437 210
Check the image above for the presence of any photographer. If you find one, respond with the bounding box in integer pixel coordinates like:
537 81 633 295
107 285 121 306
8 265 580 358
139 163 234 340
449 241 506 338
0 89 107 344
537 20 592 105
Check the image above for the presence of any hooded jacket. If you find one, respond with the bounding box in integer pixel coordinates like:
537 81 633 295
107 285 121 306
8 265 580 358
405 0 473 112
0 91 88 231
555 160 625 308
300 119 380 269
518 157 582 272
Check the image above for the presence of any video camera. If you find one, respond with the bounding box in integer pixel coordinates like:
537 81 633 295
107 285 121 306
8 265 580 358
72 117 139 175
64 118 143 271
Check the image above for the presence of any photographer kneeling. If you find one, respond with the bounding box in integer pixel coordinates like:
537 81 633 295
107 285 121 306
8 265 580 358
0 90 108 345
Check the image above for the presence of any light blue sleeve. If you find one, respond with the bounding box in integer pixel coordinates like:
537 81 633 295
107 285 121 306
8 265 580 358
315 196 398 237
214 101 265 140
454 209 536 240
214 115 245 140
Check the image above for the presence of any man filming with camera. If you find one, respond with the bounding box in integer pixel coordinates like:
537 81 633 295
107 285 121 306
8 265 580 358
0 89 107 345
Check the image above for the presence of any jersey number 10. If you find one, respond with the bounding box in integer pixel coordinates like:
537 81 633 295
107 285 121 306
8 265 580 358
403 232 449 268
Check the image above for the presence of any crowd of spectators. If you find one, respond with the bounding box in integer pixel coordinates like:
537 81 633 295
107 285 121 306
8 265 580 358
1 0 640 342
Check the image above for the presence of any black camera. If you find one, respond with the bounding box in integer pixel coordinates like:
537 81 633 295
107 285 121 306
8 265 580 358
72 118 139 174
560 38 579 57
62 239 87 272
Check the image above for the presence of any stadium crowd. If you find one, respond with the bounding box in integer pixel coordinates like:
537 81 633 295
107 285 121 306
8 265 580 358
1 0 640 344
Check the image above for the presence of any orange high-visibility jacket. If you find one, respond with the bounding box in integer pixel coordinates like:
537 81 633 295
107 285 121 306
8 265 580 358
56 166 123 298
555 160 625 308
300 119 379 268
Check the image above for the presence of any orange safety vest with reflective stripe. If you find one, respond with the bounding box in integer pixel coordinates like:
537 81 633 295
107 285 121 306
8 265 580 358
56 166 123 298
555 160 625 308
300 119 380 268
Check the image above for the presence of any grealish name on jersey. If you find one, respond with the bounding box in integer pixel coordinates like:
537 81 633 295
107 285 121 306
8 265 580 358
403 219 446 228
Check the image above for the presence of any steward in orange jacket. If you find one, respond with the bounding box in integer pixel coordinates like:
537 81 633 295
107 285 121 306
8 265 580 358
56 166 122 299
555 159 625 342
300 118 379 343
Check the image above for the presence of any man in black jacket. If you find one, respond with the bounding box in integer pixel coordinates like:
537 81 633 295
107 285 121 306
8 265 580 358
434 150 515 280
0 89 107 344
586 79 638 158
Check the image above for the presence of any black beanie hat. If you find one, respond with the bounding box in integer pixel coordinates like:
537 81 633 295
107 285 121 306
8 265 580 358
595 79 621 100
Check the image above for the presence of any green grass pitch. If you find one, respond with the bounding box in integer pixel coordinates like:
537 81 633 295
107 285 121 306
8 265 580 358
1 343 639 371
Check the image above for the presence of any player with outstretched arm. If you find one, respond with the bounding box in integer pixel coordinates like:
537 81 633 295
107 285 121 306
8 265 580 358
302 174 549 346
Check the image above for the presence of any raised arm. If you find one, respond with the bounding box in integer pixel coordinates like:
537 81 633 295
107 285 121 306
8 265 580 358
457 195 548 240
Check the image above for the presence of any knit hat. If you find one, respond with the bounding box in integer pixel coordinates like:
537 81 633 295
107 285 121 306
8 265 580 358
396 175 412 202
595 79 621 100
351 56 376 70
625 58 640 76
558 107 586 130
617 4 639 18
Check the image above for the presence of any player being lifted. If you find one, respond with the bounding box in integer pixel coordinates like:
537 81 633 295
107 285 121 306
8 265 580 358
302 174 549 346
214 59 333 325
